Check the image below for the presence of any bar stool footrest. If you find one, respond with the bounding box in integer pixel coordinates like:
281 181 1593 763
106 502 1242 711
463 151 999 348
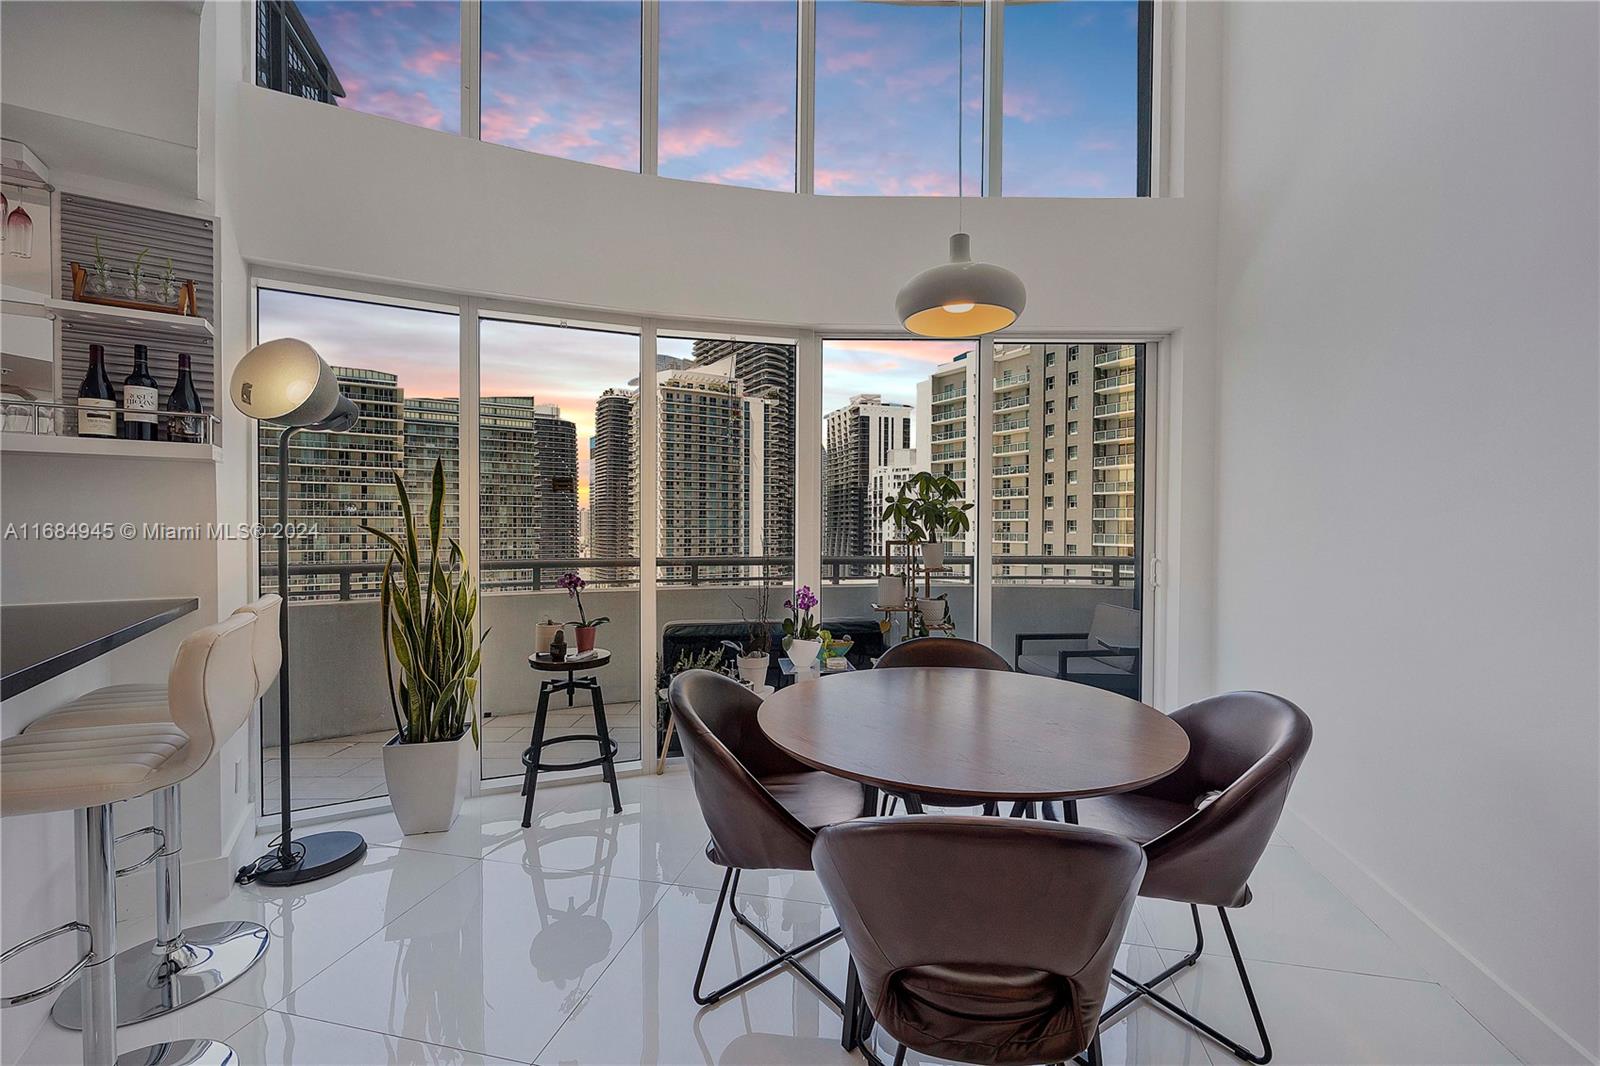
0 922 92 1007
113 826 167 876
116 1037 237 1066
523 734 619 773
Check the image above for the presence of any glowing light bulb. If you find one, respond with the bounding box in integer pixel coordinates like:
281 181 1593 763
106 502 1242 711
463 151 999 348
942 301 975 314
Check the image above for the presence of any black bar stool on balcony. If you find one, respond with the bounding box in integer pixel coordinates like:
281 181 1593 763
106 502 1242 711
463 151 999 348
522 648 622 827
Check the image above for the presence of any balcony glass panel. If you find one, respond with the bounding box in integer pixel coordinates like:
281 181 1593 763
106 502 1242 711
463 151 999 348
256 286 460 814
823 340 975 641
814 0 983 195
659 1 797 190
476 318 643 780
480 0 641 170
1002 0 1140 196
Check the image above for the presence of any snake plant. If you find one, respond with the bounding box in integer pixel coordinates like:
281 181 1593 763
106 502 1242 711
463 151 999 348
362 459 486 745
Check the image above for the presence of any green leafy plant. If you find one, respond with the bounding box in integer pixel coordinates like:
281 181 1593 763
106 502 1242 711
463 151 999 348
362 458 486 745
128 247 151 295
92 238 114 292
159 257 178 304
781 585 821 648
729 574 773 655
880 472 972 544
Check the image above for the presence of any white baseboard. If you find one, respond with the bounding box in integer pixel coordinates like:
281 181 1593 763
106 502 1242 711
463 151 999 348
1278 809 1597 1066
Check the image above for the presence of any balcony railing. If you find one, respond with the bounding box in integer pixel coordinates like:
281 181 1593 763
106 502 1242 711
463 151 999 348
1093 507 1136 520
930 407 967 425
1094 426 1135 444
994 532 1029 543
994 373 1031 391
994 463 1030 476
930 428 966 442
933 444 968 458
993 416 1029 433
1093 480 1136 495
993 487 1028 498
1094 371 1137 394
993 439 1030 456
1094 400 1137 419
993 394 1029 412
931 387 967 402
1094 347 1137 369
1093 533 1136 548
1093 452 1135 468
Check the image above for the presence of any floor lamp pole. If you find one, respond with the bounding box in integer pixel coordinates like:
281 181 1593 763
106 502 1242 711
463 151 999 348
237 425 367 887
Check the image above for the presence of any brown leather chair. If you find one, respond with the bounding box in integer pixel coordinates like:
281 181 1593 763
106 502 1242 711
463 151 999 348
668 669 868 1009
874 638 1009 817
1074 691 1312 1064
813 816 1146 1066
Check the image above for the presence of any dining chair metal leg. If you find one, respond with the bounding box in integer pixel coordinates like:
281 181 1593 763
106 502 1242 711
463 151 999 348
692 868 843 1008
891 1043 908 1066
1104 905 1272 1064
982 801 999 816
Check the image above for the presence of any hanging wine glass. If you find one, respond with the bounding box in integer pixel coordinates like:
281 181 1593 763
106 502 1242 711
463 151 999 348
0 190 8 249
6 205 33 258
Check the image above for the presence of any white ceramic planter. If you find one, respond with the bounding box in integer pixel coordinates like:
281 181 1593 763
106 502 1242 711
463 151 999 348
737 653 770 686
787 638 822 668
383 730 475 834
876 574 907 606
921 542 946 568
917 598 948 625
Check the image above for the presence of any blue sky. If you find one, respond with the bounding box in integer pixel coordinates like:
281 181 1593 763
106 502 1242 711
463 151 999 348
294 0 1139 196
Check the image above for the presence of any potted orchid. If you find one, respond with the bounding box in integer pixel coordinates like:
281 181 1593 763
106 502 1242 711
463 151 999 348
782 584 823 668
557 571 608 654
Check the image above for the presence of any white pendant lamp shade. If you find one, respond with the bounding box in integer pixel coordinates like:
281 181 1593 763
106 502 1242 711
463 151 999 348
232 337 359 429
897 232 1027 338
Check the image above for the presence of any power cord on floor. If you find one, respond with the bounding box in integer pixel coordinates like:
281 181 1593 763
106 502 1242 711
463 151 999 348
234 836 306 885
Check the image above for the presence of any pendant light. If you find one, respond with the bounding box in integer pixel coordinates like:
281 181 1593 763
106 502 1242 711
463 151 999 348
896 0 1025 338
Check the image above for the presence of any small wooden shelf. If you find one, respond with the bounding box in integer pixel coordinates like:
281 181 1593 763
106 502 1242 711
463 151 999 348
1 297 213 338
0 432 220 463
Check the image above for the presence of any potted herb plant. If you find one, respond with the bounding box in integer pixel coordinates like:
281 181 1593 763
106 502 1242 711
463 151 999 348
729 577 773 686
362 459 485 834
782 584 823 668
558 571 608 654
881 472 973 568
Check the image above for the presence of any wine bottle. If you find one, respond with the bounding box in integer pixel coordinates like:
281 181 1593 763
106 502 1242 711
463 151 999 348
122 344 159 441
166 353 205 443
77 343 118 438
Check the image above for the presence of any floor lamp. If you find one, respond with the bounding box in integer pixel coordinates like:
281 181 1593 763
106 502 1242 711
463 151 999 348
231 338 368 886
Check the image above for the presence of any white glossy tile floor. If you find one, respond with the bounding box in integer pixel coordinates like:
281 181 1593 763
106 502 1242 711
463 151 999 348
19 768 1518 1066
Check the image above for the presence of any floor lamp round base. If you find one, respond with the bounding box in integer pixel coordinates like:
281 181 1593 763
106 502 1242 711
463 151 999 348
249 830 367 887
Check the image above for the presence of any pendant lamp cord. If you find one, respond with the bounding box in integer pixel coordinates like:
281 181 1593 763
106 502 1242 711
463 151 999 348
957 0 965 232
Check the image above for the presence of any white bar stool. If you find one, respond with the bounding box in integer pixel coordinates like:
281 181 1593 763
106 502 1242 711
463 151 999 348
21 599 279 1031
1 612 257 1065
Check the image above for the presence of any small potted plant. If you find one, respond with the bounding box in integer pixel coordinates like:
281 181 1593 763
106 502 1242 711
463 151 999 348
158 256 179 306
558 571 608 654
534 616 562 657
126 247 151 301
782 584 823 668
729 577 773 687
90 238 114 295
362 459 485 835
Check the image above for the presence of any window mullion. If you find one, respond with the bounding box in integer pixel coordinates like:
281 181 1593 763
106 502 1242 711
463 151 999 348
461 0 480 140
796 0 816 195
641 0 659 175
983 0 1003 197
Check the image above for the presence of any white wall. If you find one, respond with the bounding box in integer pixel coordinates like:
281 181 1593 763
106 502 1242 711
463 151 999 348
1212 3 1599 1061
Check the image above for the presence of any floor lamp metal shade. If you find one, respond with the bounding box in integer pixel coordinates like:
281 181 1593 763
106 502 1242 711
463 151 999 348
229 338 366 887
232 338 359 430
896 233 1027 338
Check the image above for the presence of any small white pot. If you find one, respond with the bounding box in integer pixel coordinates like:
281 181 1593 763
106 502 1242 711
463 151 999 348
736 652 770 687
917 598 947 625
787 638 822 668
876 574 907 607
383 730 475 835
921 542 946 568
533 622 562 656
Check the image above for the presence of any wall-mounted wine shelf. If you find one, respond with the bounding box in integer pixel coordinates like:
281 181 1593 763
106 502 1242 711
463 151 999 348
2 296 214 338
0 432 221 463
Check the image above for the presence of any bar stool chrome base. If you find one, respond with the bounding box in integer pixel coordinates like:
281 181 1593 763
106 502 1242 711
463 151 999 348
50 921 269 1030
116 1037 237 1065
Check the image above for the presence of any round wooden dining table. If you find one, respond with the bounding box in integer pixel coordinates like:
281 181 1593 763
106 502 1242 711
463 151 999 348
756 667 1190 805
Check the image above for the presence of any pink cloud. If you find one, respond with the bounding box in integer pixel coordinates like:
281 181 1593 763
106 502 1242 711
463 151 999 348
404 46 456 78
659 123 741 163
351 89 446 130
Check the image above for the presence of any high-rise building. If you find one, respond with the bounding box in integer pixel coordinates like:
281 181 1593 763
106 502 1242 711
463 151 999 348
259 366 404 599
823 394 916 571
589 387 638 583
690 340 795 565
655 363 767 582
976 342 1138 583
868 448 918 560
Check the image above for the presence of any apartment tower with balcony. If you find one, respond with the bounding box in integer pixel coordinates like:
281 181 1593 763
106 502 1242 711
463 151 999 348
824 394 915 572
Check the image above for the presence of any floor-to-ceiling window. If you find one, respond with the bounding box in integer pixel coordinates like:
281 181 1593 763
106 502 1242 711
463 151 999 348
992 341 1143 697
476 317 643 779
820 339 977 641
255 286 460 814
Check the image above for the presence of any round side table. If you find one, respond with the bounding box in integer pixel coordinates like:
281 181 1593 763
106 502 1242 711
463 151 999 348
522 649 620 827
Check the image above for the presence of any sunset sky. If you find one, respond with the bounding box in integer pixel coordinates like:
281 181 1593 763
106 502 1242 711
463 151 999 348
258 289 970 507
295 0 1138 197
